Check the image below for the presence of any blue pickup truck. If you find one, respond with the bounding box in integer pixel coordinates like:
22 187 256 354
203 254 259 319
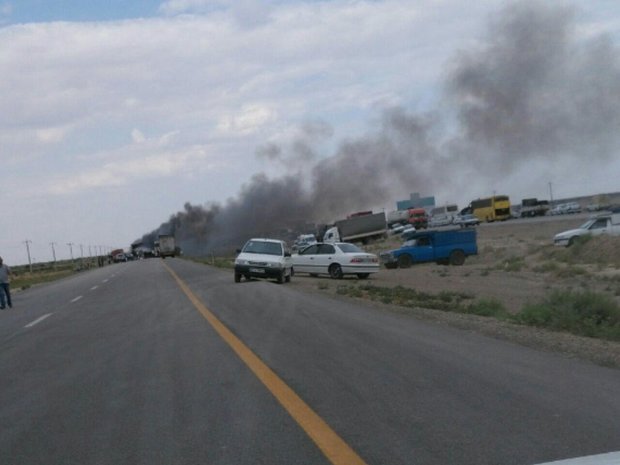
380 229 478 268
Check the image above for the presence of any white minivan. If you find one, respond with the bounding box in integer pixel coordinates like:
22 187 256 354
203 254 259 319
234 238 293 284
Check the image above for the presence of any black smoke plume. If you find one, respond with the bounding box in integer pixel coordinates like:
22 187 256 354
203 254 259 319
139 1 620 255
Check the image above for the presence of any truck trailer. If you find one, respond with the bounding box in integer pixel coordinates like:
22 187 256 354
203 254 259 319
157 234 177 258
323 212 387 244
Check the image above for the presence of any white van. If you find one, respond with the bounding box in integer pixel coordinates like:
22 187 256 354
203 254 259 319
234 238 293 283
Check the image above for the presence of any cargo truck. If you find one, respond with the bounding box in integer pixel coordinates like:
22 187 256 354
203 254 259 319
520 198 550 217
157 234 176 258
380 229 478 268
323 212 387 244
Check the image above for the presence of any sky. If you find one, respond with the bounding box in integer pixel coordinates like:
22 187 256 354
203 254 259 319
1 0 620 265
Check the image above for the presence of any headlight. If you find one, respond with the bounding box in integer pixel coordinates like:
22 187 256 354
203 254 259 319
236 259 248 265
268 262 283 269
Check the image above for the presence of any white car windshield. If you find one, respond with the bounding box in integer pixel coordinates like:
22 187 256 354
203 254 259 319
242 241 283 255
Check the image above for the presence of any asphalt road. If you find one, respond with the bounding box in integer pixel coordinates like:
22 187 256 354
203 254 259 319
1 258 619 465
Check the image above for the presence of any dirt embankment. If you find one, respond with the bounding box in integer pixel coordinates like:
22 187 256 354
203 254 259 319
289 214 620 368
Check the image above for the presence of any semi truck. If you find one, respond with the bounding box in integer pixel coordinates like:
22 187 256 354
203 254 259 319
380 229 478 268
323 212 387 244
553 212 620 246
387 208 428 228
157 234 177 258
520 198 550 217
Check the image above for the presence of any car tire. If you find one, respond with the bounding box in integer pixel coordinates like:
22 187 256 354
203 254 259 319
449 250 466 266
234 272 241 283
277 271 285 284
357 273 370 279
329 264 343 279
285 269 291 283
397 254 413 268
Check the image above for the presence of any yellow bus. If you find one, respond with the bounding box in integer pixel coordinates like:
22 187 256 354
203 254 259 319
469 195 511 222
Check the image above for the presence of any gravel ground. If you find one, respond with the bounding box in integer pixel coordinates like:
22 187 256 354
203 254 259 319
288 214 620 368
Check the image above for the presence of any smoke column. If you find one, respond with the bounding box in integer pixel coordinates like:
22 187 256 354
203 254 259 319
139 1 620 255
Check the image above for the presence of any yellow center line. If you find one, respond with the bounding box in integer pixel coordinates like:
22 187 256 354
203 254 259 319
163 263 368 465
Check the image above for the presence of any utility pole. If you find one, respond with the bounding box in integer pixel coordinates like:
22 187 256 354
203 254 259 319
50 242 57 268
549 181 554 204
24 240 33 273
67 242 74 262
80 244 84 267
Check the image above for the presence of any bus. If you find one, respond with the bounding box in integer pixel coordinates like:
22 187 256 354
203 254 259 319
469 195 511 222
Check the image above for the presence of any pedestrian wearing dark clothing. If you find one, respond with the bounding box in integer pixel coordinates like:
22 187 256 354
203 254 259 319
0 257 13 309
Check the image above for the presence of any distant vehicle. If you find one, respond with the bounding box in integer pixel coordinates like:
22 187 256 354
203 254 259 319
292 242 380 279
406 208 428 229
293 234 317 251
401 225 416 236
454 214 480 228
380 229 478 268
519 198 550 217
113 253 127 263
386 210 410 226
390 223 405 234
234 238 292 283
550 202 582 215
428 214 453 228
553 212 620 246
323 212 387 244
158 234 176 258
430 204 458 222
387 208 428 228
468 195 511 222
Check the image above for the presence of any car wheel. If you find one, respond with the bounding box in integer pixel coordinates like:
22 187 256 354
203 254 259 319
234 272 241 283
449 250 465 266
397 254 413 268
357 273 370 279
285 269 291 283
568 236 577 247
329 264 343 279
277 271 285 284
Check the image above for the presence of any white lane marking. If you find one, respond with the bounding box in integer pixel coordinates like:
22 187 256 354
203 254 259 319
102 279 109 283
70 296 83 303
90 285 98 291
24 313 53 328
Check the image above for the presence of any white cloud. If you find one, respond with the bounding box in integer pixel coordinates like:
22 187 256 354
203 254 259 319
36 125 71 144
159 0 224 15
47 143 212 195
131 128 146 143
217 104 278 135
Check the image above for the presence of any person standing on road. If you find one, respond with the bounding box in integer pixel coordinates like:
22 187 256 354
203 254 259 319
0 256 13 309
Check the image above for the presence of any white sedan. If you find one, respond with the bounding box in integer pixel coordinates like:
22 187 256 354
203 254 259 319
292 242 380 279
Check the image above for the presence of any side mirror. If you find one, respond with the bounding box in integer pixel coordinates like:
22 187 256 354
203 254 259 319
236 248 241 254
284 251 291 257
